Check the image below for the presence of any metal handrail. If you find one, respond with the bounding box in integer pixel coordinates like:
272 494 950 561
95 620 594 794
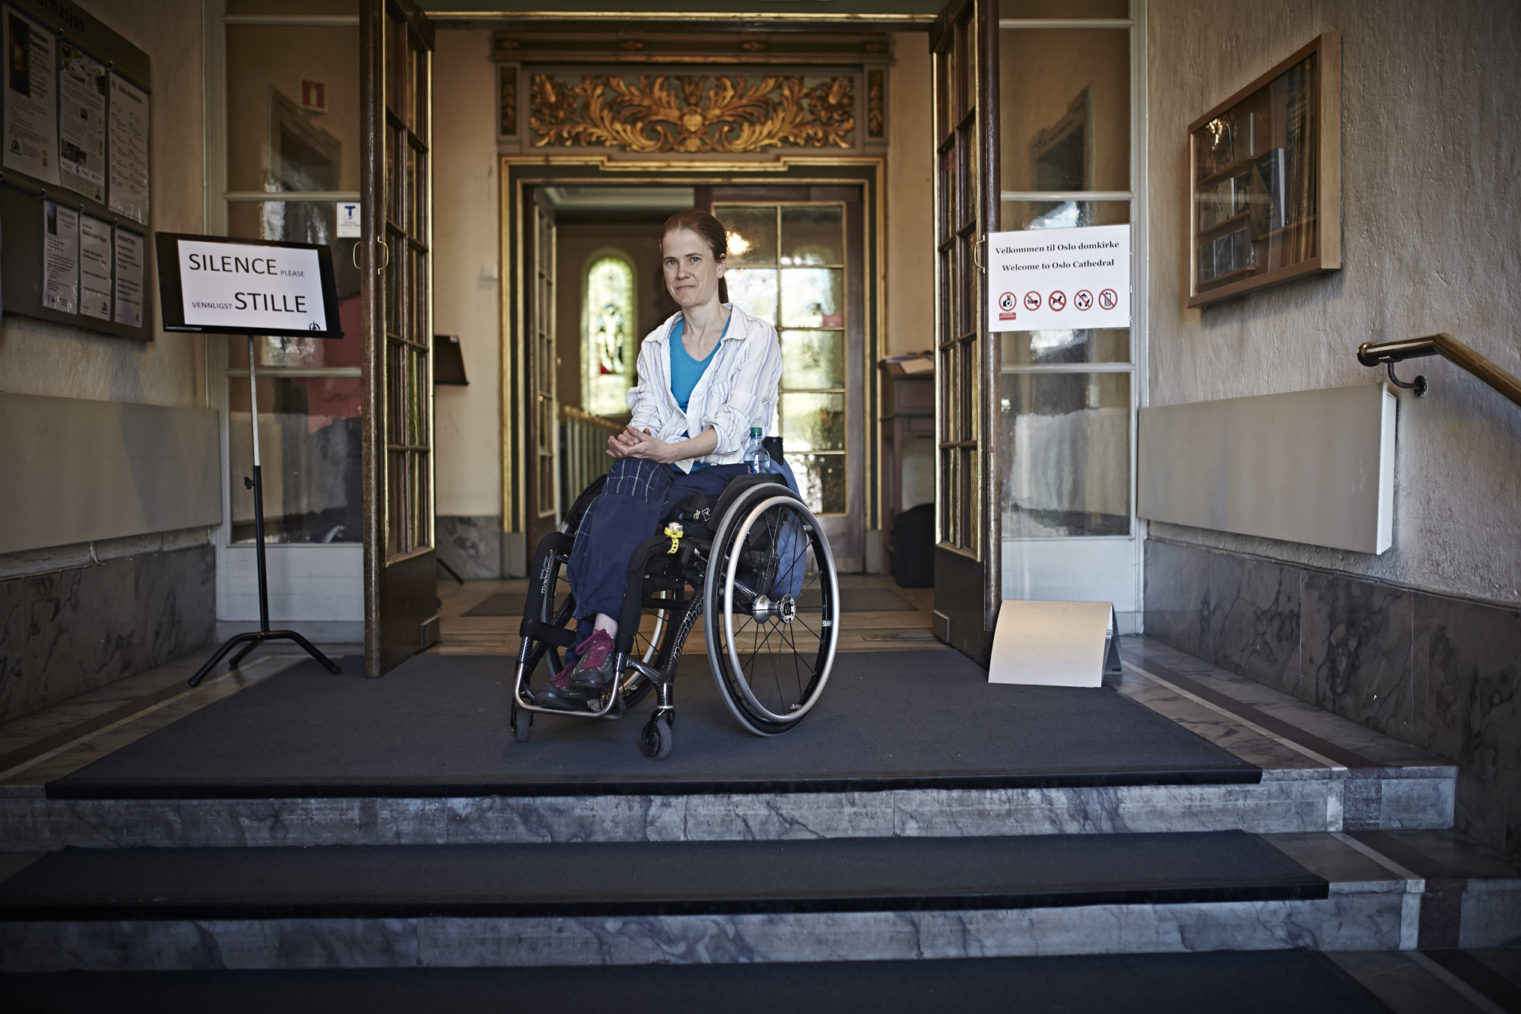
1357 332 1521 408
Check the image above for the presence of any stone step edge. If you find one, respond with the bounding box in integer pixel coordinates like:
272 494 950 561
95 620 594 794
0 772 1457 850
0 888 1426 973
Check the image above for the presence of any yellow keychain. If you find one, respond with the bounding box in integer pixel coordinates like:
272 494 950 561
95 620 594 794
663 521 684 554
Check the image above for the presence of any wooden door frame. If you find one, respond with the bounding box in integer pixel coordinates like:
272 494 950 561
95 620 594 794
929 0 1000 664
498 158 886 574
361 0 438 676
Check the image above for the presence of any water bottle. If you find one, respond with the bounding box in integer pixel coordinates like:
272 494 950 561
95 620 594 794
744 426 774 473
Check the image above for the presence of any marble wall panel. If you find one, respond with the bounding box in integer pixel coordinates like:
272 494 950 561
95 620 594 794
1208 552 1304 697
1143 539 1212 658
1147 537 1521 858
1413 593 1521 856
1304 571 1415 739
0 546 215 723
437 516 502 580
0 579 27 718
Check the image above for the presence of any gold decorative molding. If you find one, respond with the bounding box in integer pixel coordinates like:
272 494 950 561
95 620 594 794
529 74 855 153
866 69 884 138
498 64 519 135
493 30 893 66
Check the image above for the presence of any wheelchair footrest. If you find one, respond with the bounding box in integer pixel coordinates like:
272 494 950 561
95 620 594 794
518 619 577 648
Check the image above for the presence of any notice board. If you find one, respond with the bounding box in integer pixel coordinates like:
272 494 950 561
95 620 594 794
0 0 151 340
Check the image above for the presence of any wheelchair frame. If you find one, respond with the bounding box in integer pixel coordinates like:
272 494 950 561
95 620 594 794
510 472 841 759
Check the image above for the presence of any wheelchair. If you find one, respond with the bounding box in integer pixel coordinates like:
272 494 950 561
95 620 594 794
510 466 841 759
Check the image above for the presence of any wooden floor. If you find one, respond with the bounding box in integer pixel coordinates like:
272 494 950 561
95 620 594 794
430 573 946 657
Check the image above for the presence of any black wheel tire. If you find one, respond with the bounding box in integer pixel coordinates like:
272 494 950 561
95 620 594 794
639 713 674 760
512 703 531 743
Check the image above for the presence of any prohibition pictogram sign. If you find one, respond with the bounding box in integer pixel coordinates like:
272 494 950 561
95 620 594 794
1049 290 1067 311
1098 288 1119 311
1074 290 1093 311
1024 291 1041 311
998 291 1017 312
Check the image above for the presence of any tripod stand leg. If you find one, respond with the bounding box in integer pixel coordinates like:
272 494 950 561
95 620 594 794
278 629 343 674
188 632 263 687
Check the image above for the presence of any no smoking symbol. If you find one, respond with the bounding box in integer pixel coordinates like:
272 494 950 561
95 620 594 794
998 291 1017 312
1024 291 1041 311
1098 288 1118 311
1074 290 1093 311
1049 291 1067 311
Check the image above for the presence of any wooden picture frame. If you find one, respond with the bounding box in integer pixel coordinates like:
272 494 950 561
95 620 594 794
1187 32 1341 307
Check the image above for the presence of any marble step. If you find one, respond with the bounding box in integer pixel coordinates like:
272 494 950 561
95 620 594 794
2 829 1517 972
0 761 1456 850
0 639 1457 850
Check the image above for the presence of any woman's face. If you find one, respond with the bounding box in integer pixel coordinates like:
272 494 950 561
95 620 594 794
661 228 725 310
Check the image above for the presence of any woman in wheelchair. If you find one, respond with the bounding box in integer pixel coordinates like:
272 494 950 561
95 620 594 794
538 209 786 706
515 210 839 757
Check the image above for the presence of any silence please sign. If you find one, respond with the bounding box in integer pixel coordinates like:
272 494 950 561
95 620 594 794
176 238 327 332
987 223 1131 332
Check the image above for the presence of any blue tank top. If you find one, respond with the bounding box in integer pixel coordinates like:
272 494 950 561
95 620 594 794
668 315 727 411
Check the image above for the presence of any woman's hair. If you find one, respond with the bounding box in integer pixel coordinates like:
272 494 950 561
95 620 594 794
661 209 729 304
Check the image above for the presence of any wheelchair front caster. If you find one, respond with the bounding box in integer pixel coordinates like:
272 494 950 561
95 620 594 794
512 703 532 743
640 712 674 760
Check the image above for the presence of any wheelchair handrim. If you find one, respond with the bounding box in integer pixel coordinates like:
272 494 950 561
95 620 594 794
714 492 839 727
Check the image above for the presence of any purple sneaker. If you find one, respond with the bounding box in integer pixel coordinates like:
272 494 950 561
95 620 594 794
567 629 618 690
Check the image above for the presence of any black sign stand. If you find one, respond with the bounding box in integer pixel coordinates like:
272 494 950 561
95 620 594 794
187 335 342 686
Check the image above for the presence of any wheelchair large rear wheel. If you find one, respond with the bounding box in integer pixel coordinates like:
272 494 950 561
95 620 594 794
703 484 839 735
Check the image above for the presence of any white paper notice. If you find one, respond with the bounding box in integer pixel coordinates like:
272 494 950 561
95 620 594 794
108 72 149 224
59 40 107 202
113 229 143 327
3 9 60 184
987 224 1131 333
79 215 112 321
42 200 80 313
336 201 360 238
177 238 328 332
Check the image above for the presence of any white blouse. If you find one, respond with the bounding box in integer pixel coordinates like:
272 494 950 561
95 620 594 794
626 302 784 474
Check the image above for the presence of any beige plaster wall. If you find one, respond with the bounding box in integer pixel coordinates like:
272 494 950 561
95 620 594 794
885 32 935 357
1147 0 1521 605
431 28 501 519
0 0 207 409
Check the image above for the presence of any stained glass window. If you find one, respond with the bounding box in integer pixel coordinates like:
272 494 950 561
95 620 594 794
584 254 635 417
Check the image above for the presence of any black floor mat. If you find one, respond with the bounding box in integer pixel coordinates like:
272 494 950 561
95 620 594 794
48 650 1256 797
0 831 1324 919
0 951 1394 1014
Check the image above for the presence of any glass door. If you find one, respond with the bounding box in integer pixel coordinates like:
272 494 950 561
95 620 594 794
361 0 437 674
931 0 1001 662
214 4 364 630
713 194 867 570
995 0 1143 630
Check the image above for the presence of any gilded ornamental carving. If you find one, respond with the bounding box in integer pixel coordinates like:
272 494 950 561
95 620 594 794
529 74 856 154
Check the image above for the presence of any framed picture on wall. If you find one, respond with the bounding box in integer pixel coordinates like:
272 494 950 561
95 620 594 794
1187 32 1341 307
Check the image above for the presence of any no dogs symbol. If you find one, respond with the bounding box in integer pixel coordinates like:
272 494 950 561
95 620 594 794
1049 291 1067 311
